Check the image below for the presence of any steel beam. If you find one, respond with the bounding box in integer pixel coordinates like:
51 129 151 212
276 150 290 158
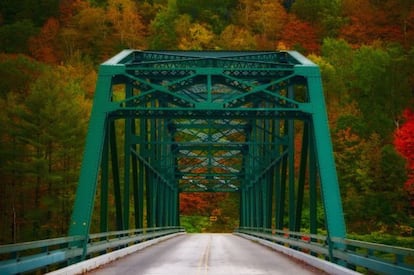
69 51 346 255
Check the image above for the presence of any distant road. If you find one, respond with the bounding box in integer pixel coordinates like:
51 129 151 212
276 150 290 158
88 233 324 275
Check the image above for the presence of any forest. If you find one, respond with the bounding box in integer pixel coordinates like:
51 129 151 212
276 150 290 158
0 0 414 245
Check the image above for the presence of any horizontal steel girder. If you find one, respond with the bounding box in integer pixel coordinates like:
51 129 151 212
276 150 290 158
109 108 310 120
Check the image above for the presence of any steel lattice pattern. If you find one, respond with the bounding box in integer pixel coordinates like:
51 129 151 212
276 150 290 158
69 50 346 245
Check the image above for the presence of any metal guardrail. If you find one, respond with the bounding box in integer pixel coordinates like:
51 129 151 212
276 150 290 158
0 226 185 275
236 227 414 275
332 237 414 275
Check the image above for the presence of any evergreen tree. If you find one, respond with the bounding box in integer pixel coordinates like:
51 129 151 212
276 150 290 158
0 65 90 242
148 1 179 49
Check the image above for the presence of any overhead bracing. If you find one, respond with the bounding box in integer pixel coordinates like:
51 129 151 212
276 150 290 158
69 50 346 244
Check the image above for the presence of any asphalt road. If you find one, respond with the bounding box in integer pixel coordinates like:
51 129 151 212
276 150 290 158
88 233 324 275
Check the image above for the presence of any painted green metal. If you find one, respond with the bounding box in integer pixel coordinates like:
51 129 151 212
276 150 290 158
69 50 346 250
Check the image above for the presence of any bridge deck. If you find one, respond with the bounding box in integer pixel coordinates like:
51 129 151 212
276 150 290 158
88 233 325 275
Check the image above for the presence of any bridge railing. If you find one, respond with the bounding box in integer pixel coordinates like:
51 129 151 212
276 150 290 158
0 226 185 275
236 227 414 275
331 237 414 275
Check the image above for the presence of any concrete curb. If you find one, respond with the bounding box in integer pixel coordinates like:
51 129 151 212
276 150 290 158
234 233 361 275
47 232 186 275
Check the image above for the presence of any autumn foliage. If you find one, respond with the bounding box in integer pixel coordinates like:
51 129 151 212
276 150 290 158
28 18 60 63
280 15 319 53
395 109 414 197
180 193 228 216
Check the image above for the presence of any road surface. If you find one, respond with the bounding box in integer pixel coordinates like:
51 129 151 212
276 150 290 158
89 233 325 275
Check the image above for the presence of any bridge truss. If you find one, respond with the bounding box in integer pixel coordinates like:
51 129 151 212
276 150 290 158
69 50 346 241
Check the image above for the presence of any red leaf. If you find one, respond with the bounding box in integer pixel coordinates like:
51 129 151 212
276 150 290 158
394 108 414 192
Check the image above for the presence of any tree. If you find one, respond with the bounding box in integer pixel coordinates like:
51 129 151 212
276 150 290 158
0 0 60 27
180 193 209 215
320 38 354 92
0 65 90 242
331 102 368 231
310 39 354 112
0 54 45 241
0 94 27 243
175 14 215 50
0 20 37 54
148 2 179 50
340 0 403 45
360 138 408 232
106 0 146 49
371 144 409 229
282 0 295 10
382 0 414 47
351 44 412 139
281 15 319 54
218 24 257 50
29 17 60 63
0 54 45 99
291 0 344 38
308 54 343 112
180 193 229 216
236 0 287 49
334 124 408 232
395 109 414 201
176 0 237 34
59 3 108 62
404 7 414 47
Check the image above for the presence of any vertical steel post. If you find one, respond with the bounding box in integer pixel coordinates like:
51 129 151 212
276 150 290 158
123 84 133 230
288 87 296 232
100 129 109 233
265 118 273 229
274 119 282 230
139 118 147 228
145 117 153 228
305 66 346 239
276 121 288 230
309 122 318 235
131 120 142 228
109 120 123 230
295 121 309 232
69 71 112 239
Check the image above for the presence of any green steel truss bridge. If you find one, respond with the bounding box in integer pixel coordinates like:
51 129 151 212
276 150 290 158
1 51 413 274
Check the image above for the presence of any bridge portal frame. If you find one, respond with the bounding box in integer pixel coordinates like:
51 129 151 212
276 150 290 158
68 50 346 249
